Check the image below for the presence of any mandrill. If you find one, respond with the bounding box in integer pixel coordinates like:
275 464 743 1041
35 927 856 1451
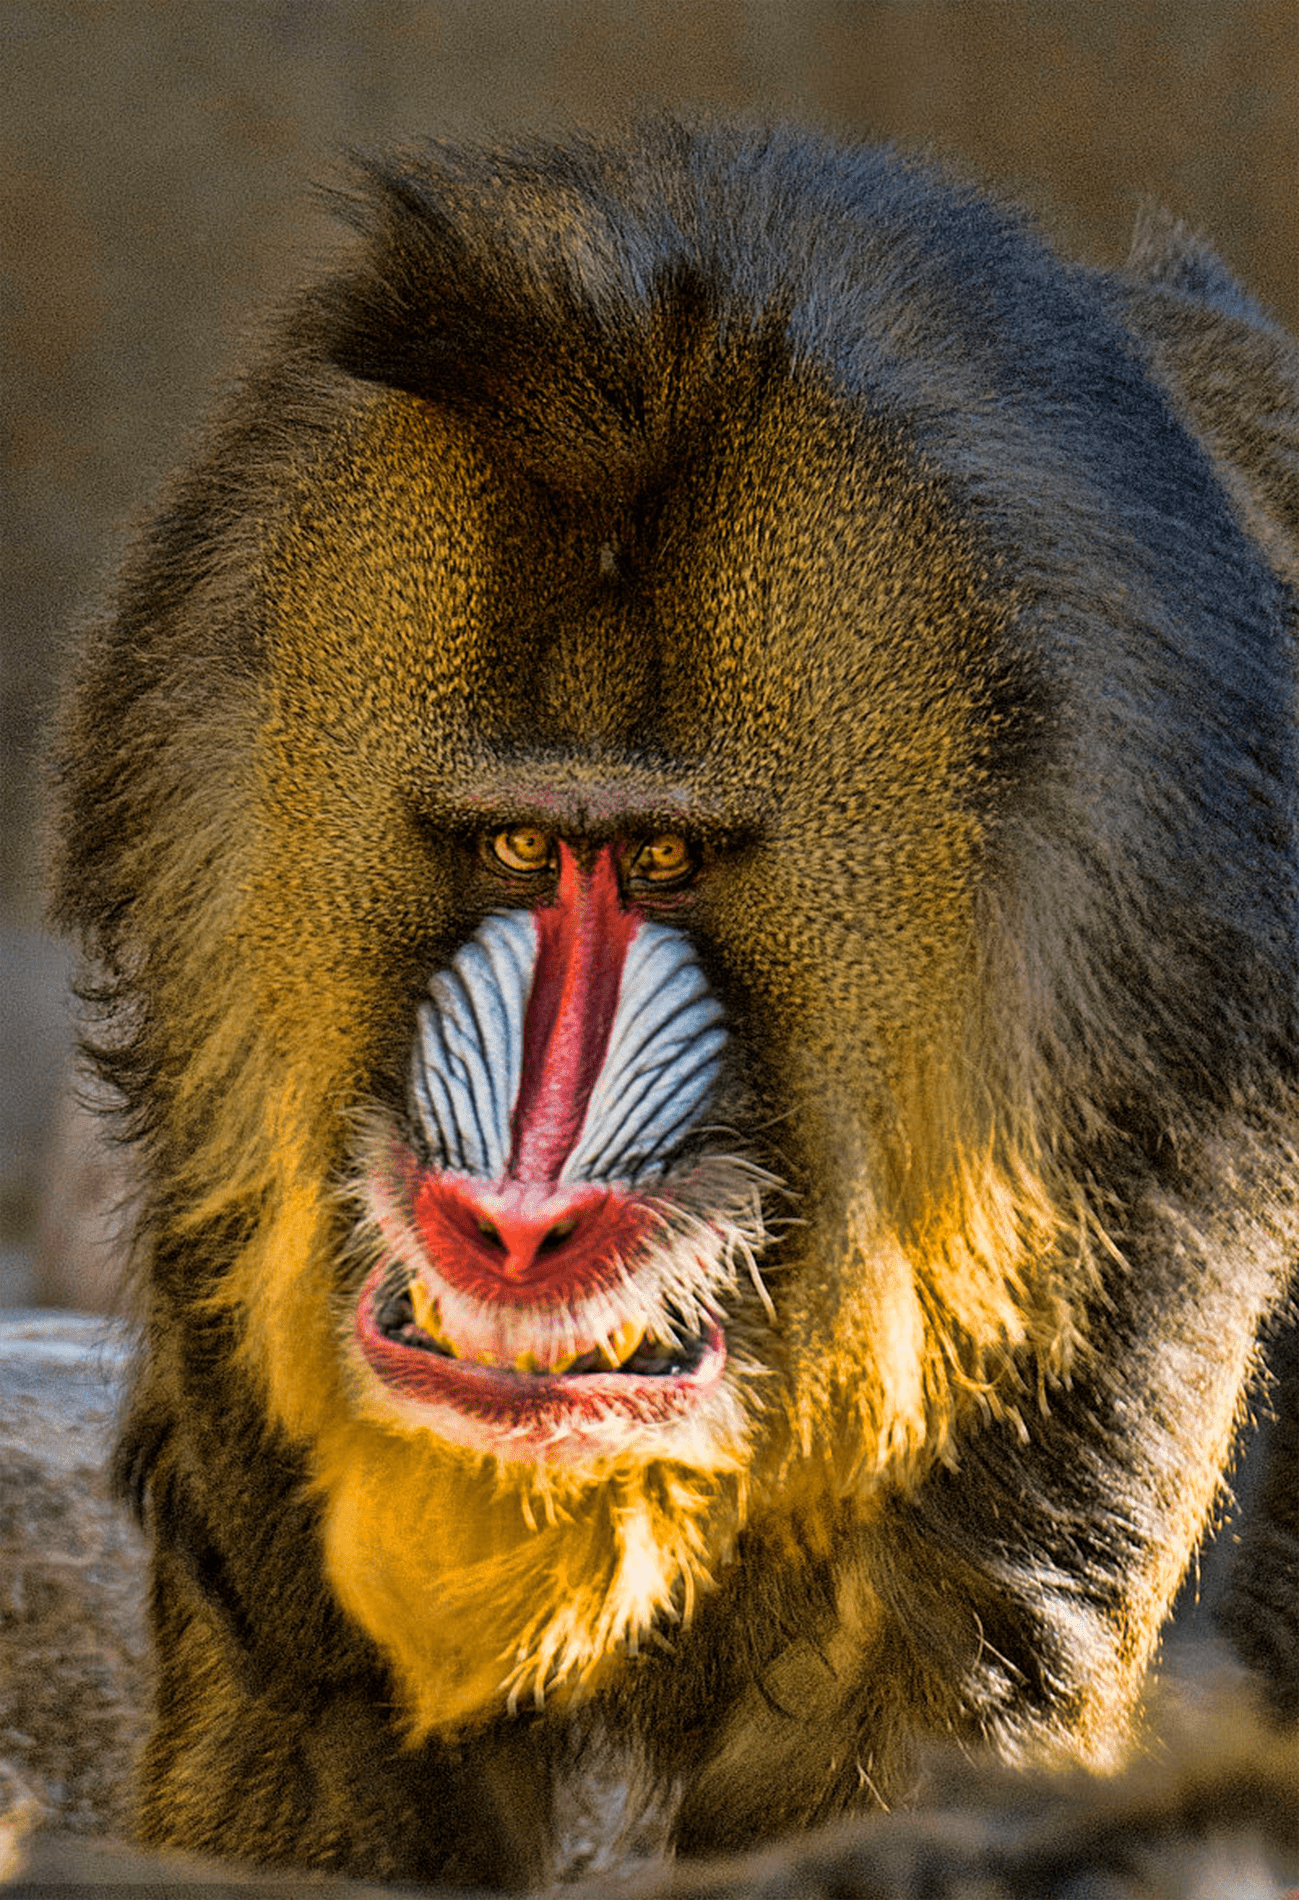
52 122 1299 1885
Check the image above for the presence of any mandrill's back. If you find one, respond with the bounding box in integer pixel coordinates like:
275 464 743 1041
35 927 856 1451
50 121 1298 1886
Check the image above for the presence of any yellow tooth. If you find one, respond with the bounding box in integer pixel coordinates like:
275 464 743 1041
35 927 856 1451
409 1279 455 1354
599 1318 643 1369
513 1324 640 1376
515 1347 580 1373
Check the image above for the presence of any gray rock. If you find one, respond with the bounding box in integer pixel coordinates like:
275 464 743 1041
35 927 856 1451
0 1312 147 1842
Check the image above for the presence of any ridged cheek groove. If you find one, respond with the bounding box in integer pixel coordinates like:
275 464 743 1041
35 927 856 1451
410 909 535 1178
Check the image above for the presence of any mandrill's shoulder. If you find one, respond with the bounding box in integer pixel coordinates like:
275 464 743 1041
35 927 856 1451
1112 203 1299 587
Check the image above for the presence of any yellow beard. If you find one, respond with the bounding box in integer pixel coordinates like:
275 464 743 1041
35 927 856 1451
314 1415 745 1737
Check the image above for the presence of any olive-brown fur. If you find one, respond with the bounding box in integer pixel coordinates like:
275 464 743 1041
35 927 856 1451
51 123 1299 1883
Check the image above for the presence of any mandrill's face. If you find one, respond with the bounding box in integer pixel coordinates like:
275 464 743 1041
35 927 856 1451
356 833 763 1467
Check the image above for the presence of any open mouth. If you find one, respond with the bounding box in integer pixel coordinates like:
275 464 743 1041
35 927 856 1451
355 1254 728 1462
374 1271 714 1379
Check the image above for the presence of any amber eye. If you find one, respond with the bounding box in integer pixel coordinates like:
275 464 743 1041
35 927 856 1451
487 827 555 874
628 832 694 885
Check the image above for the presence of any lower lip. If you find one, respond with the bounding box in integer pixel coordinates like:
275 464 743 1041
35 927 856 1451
354 1264 727 1462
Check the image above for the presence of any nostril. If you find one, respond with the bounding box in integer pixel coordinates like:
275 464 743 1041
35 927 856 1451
414 1178 651 1289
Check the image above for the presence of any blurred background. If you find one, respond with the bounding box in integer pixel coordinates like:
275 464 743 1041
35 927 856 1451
3 0 1296 1310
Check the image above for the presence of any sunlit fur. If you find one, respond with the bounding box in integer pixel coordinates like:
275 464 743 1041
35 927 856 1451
51 123 1298 1881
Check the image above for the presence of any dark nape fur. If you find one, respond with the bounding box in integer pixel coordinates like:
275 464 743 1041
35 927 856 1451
50 121 1298 1885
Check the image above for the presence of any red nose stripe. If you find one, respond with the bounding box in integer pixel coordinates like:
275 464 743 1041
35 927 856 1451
509 843 639 1183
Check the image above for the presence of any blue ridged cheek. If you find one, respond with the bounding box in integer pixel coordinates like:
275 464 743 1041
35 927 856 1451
408 911 726 1186
562 923 725 1185
409 910 535 1177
